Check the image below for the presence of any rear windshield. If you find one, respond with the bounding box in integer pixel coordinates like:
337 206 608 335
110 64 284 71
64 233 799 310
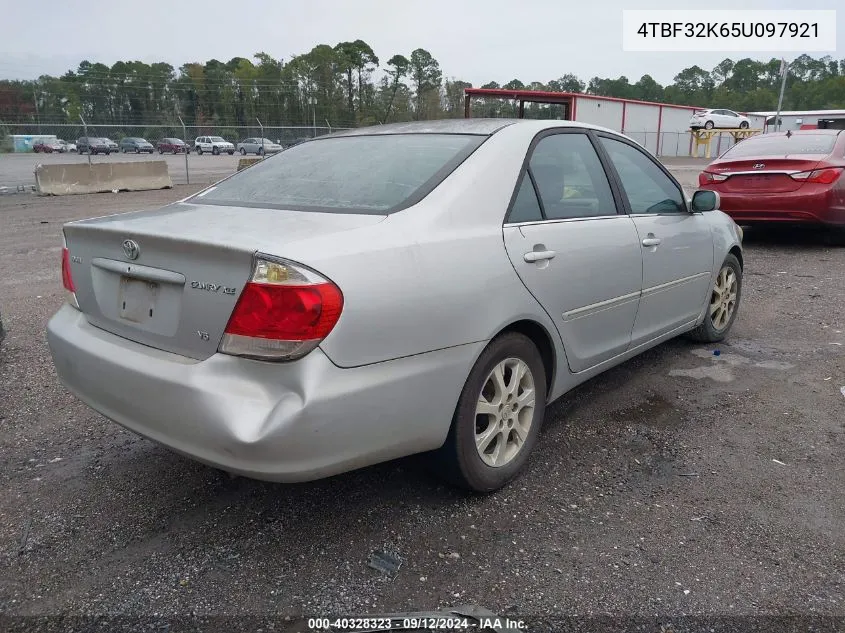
723 133 837 157
193 133 486 214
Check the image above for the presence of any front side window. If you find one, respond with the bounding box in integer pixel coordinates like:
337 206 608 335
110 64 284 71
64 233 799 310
195 133 485 214
599 137 686 214
527 133 617 220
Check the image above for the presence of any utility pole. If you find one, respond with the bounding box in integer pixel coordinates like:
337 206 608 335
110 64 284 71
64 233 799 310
79 114 91 166
257 117 265 156
178 116 189 184
34 81 41 134
775 58 789 132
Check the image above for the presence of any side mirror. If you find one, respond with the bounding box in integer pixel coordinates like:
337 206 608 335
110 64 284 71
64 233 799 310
691 189 720 212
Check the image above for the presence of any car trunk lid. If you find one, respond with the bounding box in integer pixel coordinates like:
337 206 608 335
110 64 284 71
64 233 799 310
709 156 827 193
64 202 386 360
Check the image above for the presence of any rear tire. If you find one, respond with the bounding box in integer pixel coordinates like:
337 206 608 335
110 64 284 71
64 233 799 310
240 148 246 155
227 150 234 155
135 148 140 154
433 333 547 493
687 254 742 343
704 121 714 130
196 147 203 155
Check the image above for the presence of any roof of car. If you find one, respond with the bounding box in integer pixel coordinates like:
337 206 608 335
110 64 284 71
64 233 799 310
327 118 629 138
761 129 843 135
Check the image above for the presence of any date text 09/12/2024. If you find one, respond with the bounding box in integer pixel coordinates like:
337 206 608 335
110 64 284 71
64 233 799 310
307 616 528 630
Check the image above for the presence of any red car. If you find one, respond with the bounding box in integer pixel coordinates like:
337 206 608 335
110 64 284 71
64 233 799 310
156 138 190 154
699 129 845 229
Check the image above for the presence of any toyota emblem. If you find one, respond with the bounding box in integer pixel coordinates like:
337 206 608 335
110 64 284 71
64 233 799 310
122 239 140 260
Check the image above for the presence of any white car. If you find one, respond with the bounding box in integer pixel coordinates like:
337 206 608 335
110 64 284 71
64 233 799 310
194 136 235 155
59 139 77 152
690 109 750 130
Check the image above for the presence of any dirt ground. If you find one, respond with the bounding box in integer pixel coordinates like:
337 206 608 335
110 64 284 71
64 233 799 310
0 182 843 632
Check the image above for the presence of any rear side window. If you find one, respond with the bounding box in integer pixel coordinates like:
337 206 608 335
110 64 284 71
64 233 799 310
195 134 485 214
528 133 617 220
722 133 837 157
507 174 543 223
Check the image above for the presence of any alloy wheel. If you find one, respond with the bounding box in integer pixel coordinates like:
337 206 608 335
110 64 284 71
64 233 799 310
710 266 738 331
474 358 535 468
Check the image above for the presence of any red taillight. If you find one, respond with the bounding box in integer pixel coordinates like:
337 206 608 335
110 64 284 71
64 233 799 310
61 247 75 292
699 171 729 186
219 256 344 361
790 167 844 184
225 282 343 340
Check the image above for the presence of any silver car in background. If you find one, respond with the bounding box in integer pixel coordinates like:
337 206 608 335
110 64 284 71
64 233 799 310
47 119 743 492
237 137 283 155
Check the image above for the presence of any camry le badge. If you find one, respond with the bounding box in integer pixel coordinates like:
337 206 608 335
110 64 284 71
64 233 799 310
122 239 140 260
753 163 765 169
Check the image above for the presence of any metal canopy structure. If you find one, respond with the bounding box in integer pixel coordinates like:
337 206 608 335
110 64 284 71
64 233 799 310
464 87 576 119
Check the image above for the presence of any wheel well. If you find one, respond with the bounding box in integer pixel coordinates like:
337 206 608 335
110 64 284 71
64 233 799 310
496 320 556 394
729 245 743 270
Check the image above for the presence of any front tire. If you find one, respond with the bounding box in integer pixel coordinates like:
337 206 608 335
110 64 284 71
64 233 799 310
434 333 547 492
688 254 742 343
227 149 234 155
212 146 220 155
739 121 749 129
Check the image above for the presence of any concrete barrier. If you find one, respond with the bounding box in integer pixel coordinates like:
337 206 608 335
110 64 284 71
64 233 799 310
237 157 262 171
34 161 172 196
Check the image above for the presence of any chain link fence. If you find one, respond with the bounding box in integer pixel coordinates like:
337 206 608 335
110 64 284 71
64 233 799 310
0 123 353 189
1 122 350 149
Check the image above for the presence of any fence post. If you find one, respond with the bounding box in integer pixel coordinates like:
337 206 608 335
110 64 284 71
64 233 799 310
79 114 91 166
178 116 189 184
325 119 332 135
257 118 264 157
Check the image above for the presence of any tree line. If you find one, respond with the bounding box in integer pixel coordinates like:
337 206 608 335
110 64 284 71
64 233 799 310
1 46 844 131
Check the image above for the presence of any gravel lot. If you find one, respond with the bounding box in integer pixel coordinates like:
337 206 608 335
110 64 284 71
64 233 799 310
1 175 844 631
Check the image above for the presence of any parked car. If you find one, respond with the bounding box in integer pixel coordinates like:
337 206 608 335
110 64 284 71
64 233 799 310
194 136 235 155
76 137 111 154
157 138 190 154
286 137 311 148
119 137 155 154
58 139 77 152
104 138 119 152
699 129 845 232
237 138 283 155
47 119 743 492
33 139 64 153
690 109 751 130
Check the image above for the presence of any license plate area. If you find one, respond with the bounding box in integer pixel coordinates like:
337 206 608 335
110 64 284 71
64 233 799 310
119 276 159 323
747 175 774 188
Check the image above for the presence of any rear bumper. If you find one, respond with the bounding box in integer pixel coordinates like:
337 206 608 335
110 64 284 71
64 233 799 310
47 304 481 482
713 189 845 227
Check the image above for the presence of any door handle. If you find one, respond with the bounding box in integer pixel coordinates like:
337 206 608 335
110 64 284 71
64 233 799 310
641 237 661 247
524 250 556 263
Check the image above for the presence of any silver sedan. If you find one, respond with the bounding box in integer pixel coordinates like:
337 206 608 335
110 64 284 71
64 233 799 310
47 119 743 492
237 137 283 155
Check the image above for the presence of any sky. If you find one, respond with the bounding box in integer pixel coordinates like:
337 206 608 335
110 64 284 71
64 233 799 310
0 0 842 86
